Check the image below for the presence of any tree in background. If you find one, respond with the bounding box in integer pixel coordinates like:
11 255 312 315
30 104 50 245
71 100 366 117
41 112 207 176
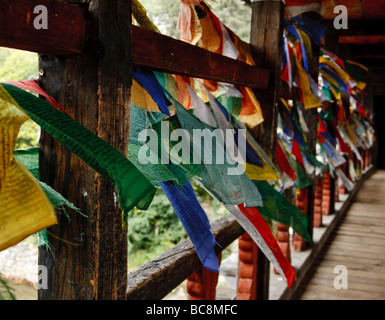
140 0 251 42
0 48 39 149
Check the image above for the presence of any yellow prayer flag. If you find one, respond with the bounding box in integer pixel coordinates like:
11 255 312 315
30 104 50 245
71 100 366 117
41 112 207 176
0 85 57 252
320 56 350 84
297 63 322 109
356 81 367 91
245 162 279 182
131 78 161 112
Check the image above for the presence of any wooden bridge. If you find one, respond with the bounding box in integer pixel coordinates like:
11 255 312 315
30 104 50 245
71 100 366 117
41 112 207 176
0 0 384 302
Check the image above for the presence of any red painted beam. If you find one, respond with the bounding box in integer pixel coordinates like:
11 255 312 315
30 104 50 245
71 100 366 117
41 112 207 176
339 35 385 44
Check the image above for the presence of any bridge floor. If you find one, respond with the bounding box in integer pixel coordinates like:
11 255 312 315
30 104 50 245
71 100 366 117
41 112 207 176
293 170 385 300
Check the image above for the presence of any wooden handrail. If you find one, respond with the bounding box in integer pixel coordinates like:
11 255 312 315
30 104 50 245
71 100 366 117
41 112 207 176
131 26 270 89
126 214 244 300
0 2 269 89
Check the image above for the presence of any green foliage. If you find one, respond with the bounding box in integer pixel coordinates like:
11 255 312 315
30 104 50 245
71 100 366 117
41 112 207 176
127 188 187 254
0 47 39 150
127 188 187 268
210 0 251 42
126 180 227 269
139 0 251 42
139 0 182 39
14 120 38 149
0 48 38 82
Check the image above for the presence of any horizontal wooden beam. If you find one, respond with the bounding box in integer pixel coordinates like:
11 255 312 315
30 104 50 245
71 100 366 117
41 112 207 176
0 2 269 88
131 26 270 89
0 0 87 55
337 20 385 37
339 35 385 45
125 214 244 300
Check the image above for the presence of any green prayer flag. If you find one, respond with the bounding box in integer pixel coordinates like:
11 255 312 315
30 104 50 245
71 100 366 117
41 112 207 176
4 83 155 215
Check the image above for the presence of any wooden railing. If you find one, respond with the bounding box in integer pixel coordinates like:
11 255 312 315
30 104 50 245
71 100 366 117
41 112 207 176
124 146 375 300
126 13 377 301
0 0 375 300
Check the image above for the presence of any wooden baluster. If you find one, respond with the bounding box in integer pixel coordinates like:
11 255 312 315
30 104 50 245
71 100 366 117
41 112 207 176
360 151 364 171
365 149 369 169
273 223 291 275
293 188 308 251
329 175 336 204
322 172 332 215
337 162 346 197
313 178 323 228
348 154 355 183
236 233 260 300
187 253 222 300
300 11 322 246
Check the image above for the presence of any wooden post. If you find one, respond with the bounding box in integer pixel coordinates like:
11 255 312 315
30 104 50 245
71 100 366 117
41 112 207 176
313 177 323 227
236 0 284 300
322 171 333 215
293 188 308 251
237 233 260 300
324 20 340 211
293 12 323 249
38 0 132 300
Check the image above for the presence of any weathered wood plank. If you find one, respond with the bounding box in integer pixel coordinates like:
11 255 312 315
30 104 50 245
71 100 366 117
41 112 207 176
332 227 385 240
0 1 270 89
341 215 385 226
280 169 376 300
248 0 284 157
299 282 385 300
0 0 87 55
306 273 385 294
126 215 244 300
38 0 131 300
336 223 385 234
131 25 270 89
326 234 385 247
324 242 385 256
315 255 385 270
293 170 385 300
